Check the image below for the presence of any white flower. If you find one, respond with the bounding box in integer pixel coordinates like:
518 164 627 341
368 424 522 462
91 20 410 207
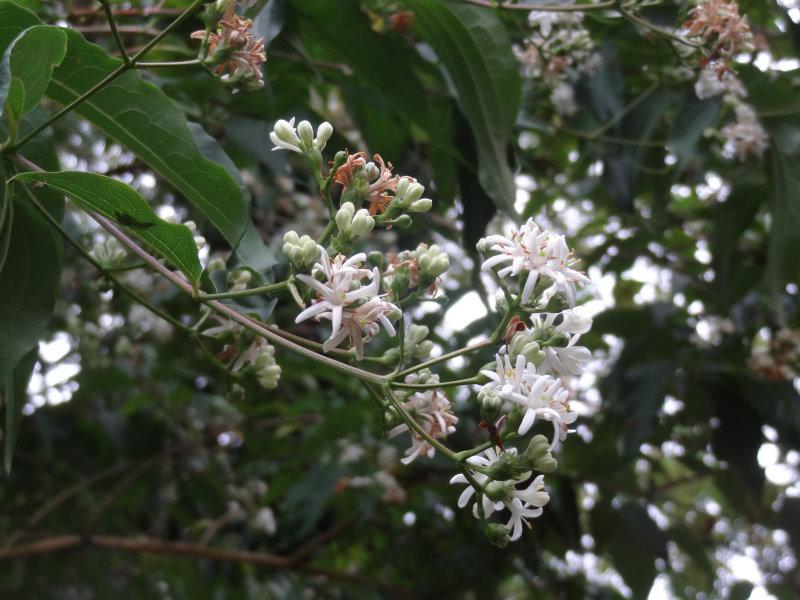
390 376 458 464
505 475 549 541
481 352 538 400
531 310 592 378
550 82 577 117
515 375 576 449
270 117 333 154
480 219 589 306
251 507 276 535
318 296 399 358
721 102 768 161
449 448 506 518
450 451 550 541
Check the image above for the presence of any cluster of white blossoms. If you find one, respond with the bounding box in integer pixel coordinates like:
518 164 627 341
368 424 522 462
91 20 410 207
390 371 459 464
479 218 590 306
513 10 601 117
201 319 282 389
441 220 592 546
294 247 400 359
269 116 590 546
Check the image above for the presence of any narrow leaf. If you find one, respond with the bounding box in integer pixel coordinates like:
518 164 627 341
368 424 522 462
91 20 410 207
403 0 521 214
14 171 202 284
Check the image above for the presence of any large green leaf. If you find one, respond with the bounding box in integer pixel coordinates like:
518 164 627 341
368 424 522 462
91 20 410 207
764 123 800 313
0 2 249 248
1 24 66 122
403 0 520 214
14 171 202 284
0 199 60 385
3 346 37 473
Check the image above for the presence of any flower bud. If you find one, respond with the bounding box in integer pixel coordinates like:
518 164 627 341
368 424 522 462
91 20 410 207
297 120 314 149
476 238 491 255
283 232 319 270
207 257 226 272
487 451 526 481
521 342 545 366
485 481 512 502
395 177 410 200
273 119 302 152
409 197 432 213
363 162 379 181
390 270 411 297
484 523 510 548
400 182 425 208
349 209 375 237
314 121 333 150
368 251 384 268
521 435 558 473
479 387 503 423
335 202 355 233
394 214 413 229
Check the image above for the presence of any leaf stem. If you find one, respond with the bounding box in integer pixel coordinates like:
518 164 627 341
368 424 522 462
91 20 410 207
391 376 481 390
100 0 131 64
135 59 201 69
392 339 494 380
199 279 290 300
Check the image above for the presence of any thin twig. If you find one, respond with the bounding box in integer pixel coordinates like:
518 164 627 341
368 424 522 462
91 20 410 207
460 0 616 11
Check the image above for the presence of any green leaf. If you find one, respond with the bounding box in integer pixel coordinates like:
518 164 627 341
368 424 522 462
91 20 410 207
3 346 37 473
1 24 67 122
764 123 800 313
0 200 61 385
0 2 250 247
14 171 202 284
404 0 521 214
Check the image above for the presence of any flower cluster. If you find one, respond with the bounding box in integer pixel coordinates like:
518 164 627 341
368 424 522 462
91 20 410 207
383 243 450 302
294 247 400 358
334 152 432 218
202 319 282 390
683 0 753 59
389 371 458 464
478 218 589 306
192 0 266 92
514 11 600 116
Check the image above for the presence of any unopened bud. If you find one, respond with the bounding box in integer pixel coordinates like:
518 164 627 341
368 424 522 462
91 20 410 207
401 182 425 208
409 197 432 212
314 122 333 150
349 209 375 237
368 251 384 268
207 257 226 273
484 523 510 548
335 202 355 233
297 120 314 149
479 388 503 423
394 214 412 229
485 481 512 502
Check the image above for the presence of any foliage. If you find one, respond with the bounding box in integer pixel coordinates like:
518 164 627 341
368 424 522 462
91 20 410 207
0 0 799 598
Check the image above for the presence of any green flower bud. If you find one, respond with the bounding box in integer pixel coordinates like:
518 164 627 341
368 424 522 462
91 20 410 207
390 270 411 297
396 177 410 201
394 214 413 229
504 405 525 437
283 232 319 270
484 523 510 548
332 150 348 172
495 290 509 313
207 257 226 273
485 481 512 502
487 451 526 481
368 251 384 268
478 387 504 423
521 435 557 473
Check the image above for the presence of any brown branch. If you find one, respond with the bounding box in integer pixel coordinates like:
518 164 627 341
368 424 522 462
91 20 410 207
0 534 411 597
287 515 357 565
3 462 130 548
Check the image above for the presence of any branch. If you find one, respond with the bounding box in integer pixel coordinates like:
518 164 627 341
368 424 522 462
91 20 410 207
0 534 412 597
460 0 616 11
8 0 206 151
